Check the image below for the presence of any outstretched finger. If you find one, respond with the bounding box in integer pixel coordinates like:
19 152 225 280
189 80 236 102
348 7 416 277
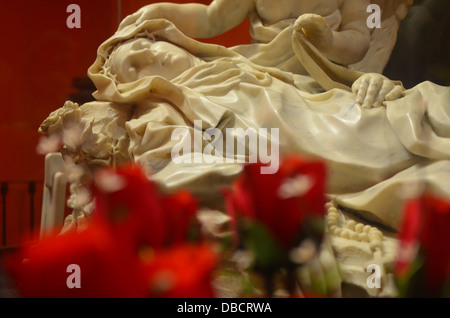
356 78 369 105
385 85 404 102
374 80 395 108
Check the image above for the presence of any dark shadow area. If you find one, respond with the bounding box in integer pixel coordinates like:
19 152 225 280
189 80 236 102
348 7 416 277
341 283 370 298
68 77 97 105
0 247 21 298
383 0 450 88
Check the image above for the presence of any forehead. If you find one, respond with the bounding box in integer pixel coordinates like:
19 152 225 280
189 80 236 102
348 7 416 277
119 38 184 53
149 41 184 53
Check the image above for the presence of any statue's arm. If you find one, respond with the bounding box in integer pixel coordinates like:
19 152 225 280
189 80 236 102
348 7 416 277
328 0 371 65
119 0 254 38
294 0 370 66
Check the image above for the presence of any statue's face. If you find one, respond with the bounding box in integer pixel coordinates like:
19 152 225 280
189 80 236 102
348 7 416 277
110 38 196 82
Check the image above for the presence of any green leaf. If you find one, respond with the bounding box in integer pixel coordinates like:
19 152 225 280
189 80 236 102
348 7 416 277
395 253 426 297
240 219 288 272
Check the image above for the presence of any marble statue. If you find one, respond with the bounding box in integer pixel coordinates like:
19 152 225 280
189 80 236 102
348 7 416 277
118 0 413 76
39 1 450 296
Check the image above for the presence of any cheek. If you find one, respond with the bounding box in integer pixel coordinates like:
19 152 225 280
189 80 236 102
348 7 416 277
112 53 192 82
121 67 138 82
168 56 192 74
144 57 190 80
114 58 139 82
110 50 137 82
114 56 155 82
137 65 163 78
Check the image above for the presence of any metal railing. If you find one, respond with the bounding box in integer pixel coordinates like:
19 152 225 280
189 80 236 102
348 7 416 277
0 181 44 247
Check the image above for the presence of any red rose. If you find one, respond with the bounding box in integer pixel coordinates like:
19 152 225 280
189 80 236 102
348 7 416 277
2 164 205 298
145 243 219 298
395 199 422 277
159 190 199 245
92 164 167 250
3 223 150 298
225 156 327 249
92 164 199 249
396 194 450 295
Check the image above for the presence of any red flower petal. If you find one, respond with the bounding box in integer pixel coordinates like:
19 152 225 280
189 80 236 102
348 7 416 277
146 244 219 298
3 224 149 298
160 190 199 245
396 194 450 294
226 156 327 248
92 164 167 249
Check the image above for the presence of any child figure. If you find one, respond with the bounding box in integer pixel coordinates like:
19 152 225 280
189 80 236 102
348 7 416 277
119 0 371 69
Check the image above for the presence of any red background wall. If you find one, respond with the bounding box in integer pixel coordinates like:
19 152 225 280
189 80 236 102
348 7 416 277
0 0 250 247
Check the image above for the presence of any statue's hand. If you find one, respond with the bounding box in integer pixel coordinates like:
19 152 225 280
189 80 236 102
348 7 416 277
352 73 404 109
294 14 333 53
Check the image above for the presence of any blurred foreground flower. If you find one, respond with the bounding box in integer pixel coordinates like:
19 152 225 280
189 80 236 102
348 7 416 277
91 164 199 252
224 156 327 296
395 193 450 297
36 135 63 155
2 164 218 298
145 243 218 298
4 223 149 297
